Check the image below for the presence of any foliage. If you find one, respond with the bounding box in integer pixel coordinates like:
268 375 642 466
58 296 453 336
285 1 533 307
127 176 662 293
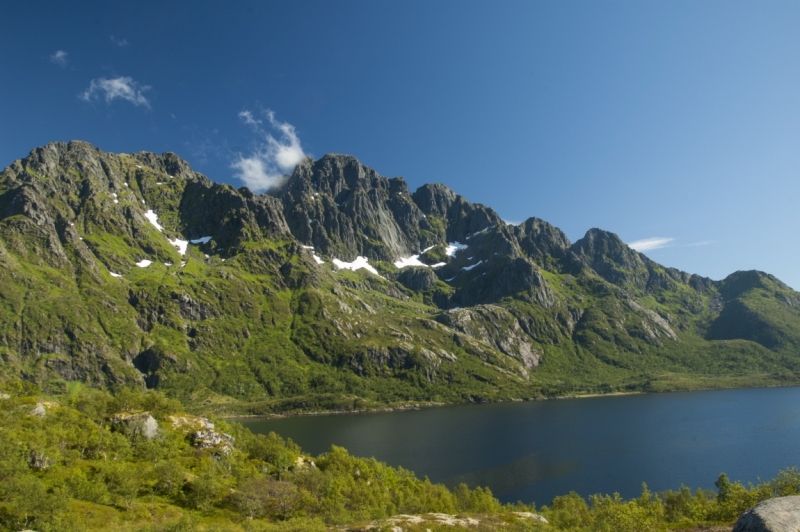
0 388 532 530
1 386 799 531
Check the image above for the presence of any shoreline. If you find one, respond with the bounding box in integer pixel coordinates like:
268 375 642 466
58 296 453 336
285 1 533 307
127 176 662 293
224 390 646 421
224 381 800 420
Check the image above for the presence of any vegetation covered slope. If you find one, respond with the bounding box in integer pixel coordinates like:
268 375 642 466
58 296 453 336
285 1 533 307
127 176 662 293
2 387 800 532
0 141 799 414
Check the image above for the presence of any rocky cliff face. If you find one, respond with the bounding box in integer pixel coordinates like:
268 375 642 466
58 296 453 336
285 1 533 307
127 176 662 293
280 154 433 261
2 140 800 410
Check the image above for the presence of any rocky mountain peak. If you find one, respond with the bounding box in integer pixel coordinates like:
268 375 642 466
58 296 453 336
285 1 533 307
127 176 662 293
570 228 650 287
286 153 387 197
279 154 435 261
513 217 572 271
718 270 787 301
411 183 458 218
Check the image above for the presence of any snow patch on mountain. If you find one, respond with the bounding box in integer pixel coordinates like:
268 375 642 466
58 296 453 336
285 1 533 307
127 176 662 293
144 210 163 231
394 246 439 269
332 256 382 277
170 238 188 255
445 242 467 257
394 255 427 268
463 260 483 271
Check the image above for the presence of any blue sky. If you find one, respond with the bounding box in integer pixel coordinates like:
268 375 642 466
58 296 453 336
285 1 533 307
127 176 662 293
2 1 799 289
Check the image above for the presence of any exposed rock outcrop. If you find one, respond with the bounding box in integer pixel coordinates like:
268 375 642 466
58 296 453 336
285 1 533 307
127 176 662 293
397 266 438 291
29 401 58 417
110 412 159 441
190 428 235 456
733 496 800 532
280 154 434 261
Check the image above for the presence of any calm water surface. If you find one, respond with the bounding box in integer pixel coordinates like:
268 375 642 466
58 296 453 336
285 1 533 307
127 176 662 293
240 387 800 505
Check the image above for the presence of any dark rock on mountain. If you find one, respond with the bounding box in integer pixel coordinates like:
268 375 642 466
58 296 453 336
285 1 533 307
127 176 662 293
448 256 554 308
178 180 290 251
411 183 458 219
397 266 438 291
570 228 652 287
411 184 504 244
513 217 572 271
280 154 433 261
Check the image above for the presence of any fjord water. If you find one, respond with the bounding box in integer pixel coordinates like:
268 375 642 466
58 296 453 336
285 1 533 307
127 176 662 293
241 387 800 505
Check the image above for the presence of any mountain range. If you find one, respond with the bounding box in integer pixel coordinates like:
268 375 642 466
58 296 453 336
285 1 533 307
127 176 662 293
1 140 799 414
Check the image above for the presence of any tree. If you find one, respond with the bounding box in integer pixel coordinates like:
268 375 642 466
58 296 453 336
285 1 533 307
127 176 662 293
3 475 67 531
590 484 666 532
715 473 732 502
104 461 143 510
187 459 229 511
548 491 592 530
233 476 306 520
152 460 187 500
247 432 299 480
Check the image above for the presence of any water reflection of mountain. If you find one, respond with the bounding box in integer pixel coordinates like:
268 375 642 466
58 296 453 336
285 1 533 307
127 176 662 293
442 452 579 497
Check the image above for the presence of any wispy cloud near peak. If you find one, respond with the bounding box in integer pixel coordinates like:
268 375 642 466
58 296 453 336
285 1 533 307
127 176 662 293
238 110 261 126
110 35 129 47
80 76 151 108
50 50 68 67
628 237 675 252
232 109 307 192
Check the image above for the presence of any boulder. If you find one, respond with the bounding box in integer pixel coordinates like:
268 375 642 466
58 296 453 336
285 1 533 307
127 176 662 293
190 428 235 456
167 414 234 456
511 512 549 523
28 449 54 470
109 412 159 441
29 401 58 417
733 496 800 532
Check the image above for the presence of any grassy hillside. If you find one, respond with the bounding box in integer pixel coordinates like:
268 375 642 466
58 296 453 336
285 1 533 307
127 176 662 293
1 386 799 532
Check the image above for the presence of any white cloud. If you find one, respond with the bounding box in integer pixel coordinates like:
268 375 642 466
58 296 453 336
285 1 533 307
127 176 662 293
110 35 129 47
80 76 151 108
50 50 68 67
238 110 261 126
231 156 277 191
627 237 675 252
232 109 307 192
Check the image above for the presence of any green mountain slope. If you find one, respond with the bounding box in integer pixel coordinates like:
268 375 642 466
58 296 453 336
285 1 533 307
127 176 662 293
0 141 799 414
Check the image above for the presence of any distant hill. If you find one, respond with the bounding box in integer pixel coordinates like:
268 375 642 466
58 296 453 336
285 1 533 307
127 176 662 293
1 141 799 414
